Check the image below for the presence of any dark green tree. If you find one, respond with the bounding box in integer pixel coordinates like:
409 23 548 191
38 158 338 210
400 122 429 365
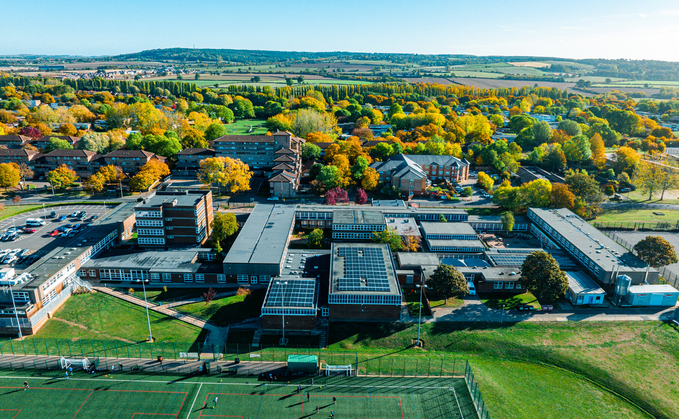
372 228 404 251
428 265 468 304
633 236 678 268
306 228 325 249
520 251 568 302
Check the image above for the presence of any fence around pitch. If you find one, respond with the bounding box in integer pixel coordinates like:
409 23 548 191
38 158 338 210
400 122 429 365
465 360 491 419
592 221 679 231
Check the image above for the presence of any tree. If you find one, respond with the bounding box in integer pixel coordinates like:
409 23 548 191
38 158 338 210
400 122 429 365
0 163 20 190
141 134 183 158
557 119 582 137
589 133 606 169
47 164 78 189
129 171 157 191
84 173 105 194
204 123 228 142
301 143 322 161
543 145 567 172
633 236 678 268
370 142 394 161
129 160 171 192
372 228 404 251
361 167 380 191
563 135 592 163
402 235 421 252
501 211 514 232
520 251 568 302
461 186 472 197
291 109 336 139
325 187 349 205
428 265 468 303
18 163 33 189
315 165 343 191
198 157 252 194
565 170 603 205
355 188 368 204
477 171 494 192
12 196 21 204
531 121 552 145
603 184 615 196
182 129 208 149
306 228 325 249
45 137 73 152
78 132 110 153
211 212 239 243
614 146 640 174
203 288 216 306
550 183 575 209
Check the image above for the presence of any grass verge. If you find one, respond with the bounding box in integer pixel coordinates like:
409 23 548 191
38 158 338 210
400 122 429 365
480 292 541 310
175 289 265 326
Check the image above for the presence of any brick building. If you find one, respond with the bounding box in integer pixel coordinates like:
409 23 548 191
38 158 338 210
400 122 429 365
0 148 40 167
261 278 318 332
135 190 213 247
175 148 215 176
371 154 470 196
102 150 166 175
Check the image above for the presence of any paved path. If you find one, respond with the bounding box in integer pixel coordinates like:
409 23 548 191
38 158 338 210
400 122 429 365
94 287 227 347
404 295 679 323
162 291 237 309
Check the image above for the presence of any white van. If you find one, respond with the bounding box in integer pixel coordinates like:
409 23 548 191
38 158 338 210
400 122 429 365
25 219 46 227
467 281 476 295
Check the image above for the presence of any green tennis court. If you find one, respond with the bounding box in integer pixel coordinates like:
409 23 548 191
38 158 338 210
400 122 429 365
0 371 479 418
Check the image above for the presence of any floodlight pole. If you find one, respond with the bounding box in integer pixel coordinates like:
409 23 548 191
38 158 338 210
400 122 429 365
277 280 288 346
9 283 22 339
138 279 153 342
416 284 428 347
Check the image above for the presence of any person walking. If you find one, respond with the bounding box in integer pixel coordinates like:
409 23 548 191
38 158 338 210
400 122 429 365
212 396 219 409
330 411 334 418
333 396 336 404
315 406 319 415
297 385 302 394
23 381 29 391
307 391 310 402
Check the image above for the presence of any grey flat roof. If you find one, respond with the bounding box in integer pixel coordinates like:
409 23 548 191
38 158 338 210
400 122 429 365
385 217 420 236
84 249 205 273
139 191 204 208
396 252 440 268
566 271 606 295
628 284 679 294
332 210 385 226
421 222 477 236
528 208 652 274
457 266 522 281
330 243 400 295
428 239 485 250
223 204 295 266
295 204 467 216
467 215 529 224
372 200 407 208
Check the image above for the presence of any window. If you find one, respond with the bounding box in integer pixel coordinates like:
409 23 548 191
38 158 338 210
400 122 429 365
493 282 503 290
150 273 160 282
321 307 329 317
79 269 88 277
217 274 226 283
184 274 193 282
195 274 205 283
406 275 413 284
506 282 515 290
237 274 248 284
139 237 165 245
88 270 96 277
162 273 171 282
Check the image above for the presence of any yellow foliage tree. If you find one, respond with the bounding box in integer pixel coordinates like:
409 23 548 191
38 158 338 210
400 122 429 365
0 163 20 190
361 167 380 191
589 133 606 169
198 157 253 194
46 164 78 189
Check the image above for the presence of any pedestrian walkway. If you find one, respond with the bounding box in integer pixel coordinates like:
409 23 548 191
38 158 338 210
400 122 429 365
403 295 678 323
94 287 226 347
162 291 236 309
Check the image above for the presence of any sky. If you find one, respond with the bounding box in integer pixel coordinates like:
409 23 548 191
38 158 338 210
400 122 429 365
2 0 679 61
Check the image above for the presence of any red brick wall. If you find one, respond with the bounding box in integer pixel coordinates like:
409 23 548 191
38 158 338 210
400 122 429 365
262 314 317 331
329 304 400 321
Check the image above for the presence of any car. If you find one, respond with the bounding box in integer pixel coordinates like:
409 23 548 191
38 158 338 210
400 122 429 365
467 281 476 295
48 211 57 218
70 211 79 217
89 215 99 221
517 304 535 311
267 197 280 201
71 224 82 231
620 188 631 193
7 233 19 242
57 215 68 222
22 228 36 234
7 227 21 234
49 230 60 237
1 233 10 242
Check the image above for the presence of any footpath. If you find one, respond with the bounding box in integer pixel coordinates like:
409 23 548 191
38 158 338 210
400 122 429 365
94 287 228 347
402 295 679 323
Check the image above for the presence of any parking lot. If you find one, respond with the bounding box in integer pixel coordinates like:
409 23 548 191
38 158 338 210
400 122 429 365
0 204 116 272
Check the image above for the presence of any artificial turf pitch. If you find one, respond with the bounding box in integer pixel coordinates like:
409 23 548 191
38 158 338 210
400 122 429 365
0 370 478 418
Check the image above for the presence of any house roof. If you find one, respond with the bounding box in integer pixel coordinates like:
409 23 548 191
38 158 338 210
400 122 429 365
0 135 31 143
0 148 38 158
44 149 98 158
177 148 215 156
269 170 296 183
371 154 427 179
274 154 296 163
272 162 295 171
34 135 79 144
104 150 155 158
275 147 296 155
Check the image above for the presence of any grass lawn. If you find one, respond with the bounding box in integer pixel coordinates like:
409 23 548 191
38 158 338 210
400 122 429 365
403 289 432 316
593 208 679 224
618 189 679 205
0 204 43 221
175 289 265 326
25 292 204 344
223 118 268 135
127 288 204 304
480 292 541 310
328 321 678 419
428 296 464 308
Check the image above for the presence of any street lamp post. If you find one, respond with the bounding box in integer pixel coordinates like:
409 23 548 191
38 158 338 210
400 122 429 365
137 279 153 342
276 280 288 346
9 283 22 339
501 304 505 324
415 284 429 347
49 179 55 196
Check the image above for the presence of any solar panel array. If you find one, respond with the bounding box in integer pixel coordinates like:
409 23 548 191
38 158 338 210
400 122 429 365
266 279 316 308
337 247 391 292
488 254 530 266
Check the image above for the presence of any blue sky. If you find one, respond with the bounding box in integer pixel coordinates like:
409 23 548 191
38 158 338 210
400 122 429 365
2 0 679 61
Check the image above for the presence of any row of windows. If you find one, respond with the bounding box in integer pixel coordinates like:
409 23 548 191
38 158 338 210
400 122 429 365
332 232 375 239
98 269 149 280
261 308 316 316
137 228 164 236
139 237 165 245
42 289 57 306
430 246 483 253
426 234 478 240
137 219 163 227
493 281 522 290
328 294 402 305
333 224 385 231
136 211 162 218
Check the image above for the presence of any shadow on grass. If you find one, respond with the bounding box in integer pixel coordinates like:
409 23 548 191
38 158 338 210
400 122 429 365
177 290 265 327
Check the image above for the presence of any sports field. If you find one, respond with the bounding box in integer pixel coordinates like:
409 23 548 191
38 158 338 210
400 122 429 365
0 370 477 419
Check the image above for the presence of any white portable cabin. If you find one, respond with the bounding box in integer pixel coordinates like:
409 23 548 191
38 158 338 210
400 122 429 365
565 271 606 306
626 284 679 307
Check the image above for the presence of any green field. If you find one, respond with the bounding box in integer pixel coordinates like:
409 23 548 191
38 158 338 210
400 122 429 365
25 292 204 344
222 118 268 135
0 204 44 221
594 208 679 224
0 371 477 419
176 290 265 326
328 321 677 419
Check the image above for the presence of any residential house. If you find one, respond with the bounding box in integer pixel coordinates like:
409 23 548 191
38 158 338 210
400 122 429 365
371 154 469 196
102 150 166 175
0 135 31 149
175 148 215 177
0 149 40 169
32 149 100 178
30 135 80 151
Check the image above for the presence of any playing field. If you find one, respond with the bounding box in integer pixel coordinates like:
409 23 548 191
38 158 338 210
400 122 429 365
0 371 477 419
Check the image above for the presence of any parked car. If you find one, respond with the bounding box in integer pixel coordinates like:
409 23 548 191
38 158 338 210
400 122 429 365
49 230 60 237
71 224 82 231
467 281 476 295
70 211 79 217
57 215 68 222
620 188 631 193
48 211 57 218
22 228 36 234
517 304 535 311
7 227 21 234
267 197 280 201
89 215 99 221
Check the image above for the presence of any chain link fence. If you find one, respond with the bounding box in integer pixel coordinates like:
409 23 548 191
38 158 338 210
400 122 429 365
605 231 679 288
592 220 679 231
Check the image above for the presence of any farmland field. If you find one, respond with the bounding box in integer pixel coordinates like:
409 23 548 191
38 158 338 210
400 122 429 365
451 77 576 90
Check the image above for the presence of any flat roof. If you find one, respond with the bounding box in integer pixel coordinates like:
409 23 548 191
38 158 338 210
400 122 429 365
396 252 439 268
330 243 400 295
385 217 420 236
420 222 477 237
223 204 295 266
84 249 207 273
263 278 317 309
332 210 385 226
467 215 529 224
371 200 407 208
528 208 652 274
485 248 579 270
428 239 485 249
628 284 679 294
295 204 467 216
565 271 606 295
139 191 205 208
457 266 522 281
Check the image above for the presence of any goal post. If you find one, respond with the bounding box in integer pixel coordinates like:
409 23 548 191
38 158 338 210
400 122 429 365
60 357 90 370
323 364 353 376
